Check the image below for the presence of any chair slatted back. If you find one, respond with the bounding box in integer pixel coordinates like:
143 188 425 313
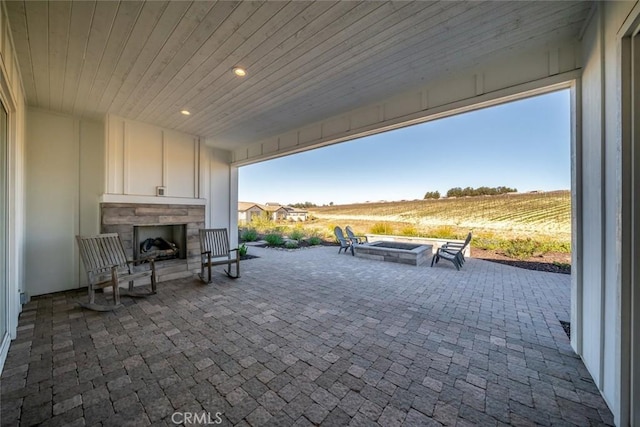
76 234 130 279
461 232 472 251
200 228 231 258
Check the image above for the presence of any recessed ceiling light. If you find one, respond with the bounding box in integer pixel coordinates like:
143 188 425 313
180 110 191 116
233 67 247 77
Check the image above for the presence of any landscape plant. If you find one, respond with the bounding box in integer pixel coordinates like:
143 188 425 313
307 236 322 246
370 222 394 235
284 241 299 249
241 228 259 242
400 225 420 236
288 228 305 241
264 233 284 246
250 213 275 230
238 243 248 257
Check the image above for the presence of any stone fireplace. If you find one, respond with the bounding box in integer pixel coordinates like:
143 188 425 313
101 203 205 280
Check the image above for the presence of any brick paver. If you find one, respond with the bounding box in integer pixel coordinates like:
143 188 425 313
1 246 613 426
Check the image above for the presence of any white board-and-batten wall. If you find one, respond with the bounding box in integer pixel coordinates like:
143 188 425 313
0 0 27 373
24 112 236 298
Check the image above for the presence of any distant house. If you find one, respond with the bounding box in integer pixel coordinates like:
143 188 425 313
239 202 308 223
284 206 308 221
263 204 289 221
238 202 265 224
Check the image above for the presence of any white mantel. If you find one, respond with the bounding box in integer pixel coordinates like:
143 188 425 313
101 194 206 206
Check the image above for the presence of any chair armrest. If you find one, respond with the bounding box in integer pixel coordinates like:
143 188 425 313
229 248 239 252
438 247 460 256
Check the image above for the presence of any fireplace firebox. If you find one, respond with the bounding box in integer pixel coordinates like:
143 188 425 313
133 224 186 261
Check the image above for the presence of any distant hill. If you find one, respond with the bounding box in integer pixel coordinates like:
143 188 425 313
311 190 571 235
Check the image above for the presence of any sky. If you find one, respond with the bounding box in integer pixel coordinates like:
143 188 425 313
239 89 571 206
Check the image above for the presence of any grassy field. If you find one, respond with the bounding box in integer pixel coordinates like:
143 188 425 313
239 191 572 260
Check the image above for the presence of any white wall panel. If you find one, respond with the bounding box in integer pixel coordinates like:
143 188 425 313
0 0 27 372
165 130 197 198
208 147 232 233
127 121 163 196
578 2 639 425
25 110 80 296
79 119 104 238
579 14 604 385
106 115 201 200
106 117 124 194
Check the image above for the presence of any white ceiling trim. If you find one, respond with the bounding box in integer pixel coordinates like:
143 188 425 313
231 42 581 166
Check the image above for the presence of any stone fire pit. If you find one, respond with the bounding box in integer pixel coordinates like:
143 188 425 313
354 241 433 266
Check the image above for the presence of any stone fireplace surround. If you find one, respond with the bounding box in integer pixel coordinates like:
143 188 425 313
100 203 205 281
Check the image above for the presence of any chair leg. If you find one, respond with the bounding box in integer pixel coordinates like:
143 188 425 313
113 282 120 306
150 260 157 293
78 275 122 312
88 284 96 305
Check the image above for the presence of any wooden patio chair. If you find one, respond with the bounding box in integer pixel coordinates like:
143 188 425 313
334 226 354 255
199 228 240 284
76 233 157 311
345 226 368 244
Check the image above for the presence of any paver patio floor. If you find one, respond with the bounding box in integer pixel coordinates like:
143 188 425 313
1 246 613 426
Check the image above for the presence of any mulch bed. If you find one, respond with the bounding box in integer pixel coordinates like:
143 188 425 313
471 248 571 274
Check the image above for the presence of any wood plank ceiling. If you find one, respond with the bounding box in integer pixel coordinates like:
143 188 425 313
6 1 591 150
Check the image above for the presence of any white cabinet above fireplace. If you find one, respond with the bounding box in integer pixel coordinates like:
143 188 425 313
106 115 201 199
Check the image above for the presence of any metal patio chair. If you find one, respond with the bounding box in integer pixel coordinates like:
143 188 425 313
346 226 368 244
334 226 354 256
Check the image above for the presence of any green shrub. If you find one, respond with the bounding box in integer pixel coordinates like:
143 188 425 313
289 228 305 241
241 228 259 242
370 223 394 235
238 243 248 257
284 241 299 249
553 261 571 269
264 233 284 246
308 236 322 246
503 238 540 259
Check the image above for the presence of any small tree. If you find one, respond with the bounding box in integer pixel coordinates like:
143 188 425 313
424 191 440 199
